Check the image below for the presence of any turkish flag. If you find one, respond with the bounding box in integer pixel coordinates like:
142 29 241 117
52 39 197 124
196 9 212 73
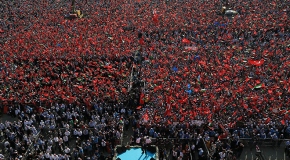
164 104 172 116
182 38 190 44
153 13 159 24
180 116 185 122
281 119 286 125
143 110 149 121
248 59 265 66
265 117 271 124
139 93 145 105
139 38 145 45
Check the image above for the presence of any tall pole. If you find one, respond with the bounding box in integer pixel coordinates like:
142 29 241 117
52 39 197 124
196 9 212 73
71 0 75 13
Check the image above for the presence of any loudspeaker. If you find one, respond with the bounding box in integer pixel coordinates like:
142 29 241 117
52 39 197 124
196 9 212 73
147 146 156 153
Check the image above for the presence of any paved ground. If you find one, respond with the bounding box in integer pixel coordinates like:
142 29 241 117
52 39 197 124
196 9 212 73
239 146 287 160
0 114 18 123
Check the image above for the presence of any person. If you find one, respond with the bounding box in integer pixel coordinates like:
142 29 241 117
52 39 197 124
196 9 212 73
0 154 4 160
219 150 226 160
136 137 141 144
172 149 178 160
198 148 204 160
255 145 265 160
126 142 130 150
141 142 147 155
235 142 244 158
145 136 152 145
191 143 195 158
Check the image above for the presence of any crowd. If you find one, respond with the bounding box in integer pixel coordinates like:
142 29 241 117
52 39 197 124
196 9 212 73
137 0 290 137
1 102 125 160
0 0 290 159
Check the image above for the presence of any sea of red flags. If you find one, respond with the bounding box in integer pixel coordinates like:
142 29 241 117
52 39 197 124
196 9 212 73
0 0 289 128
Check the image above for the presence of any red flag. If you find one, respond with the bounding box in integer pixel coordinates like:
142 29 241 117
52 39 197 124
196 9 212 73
152 13 159 24
143 110 149 121
182 38 190 44
139 93 145 105
154 85 162 92
232 110 238 117
180 116 185 122
164 104 172 116
207 113 212 121
139 38 145 45
281 119 286 125
3 106 8 114
219 123 225 132
248 59 265 66
243 104 248 110
121 88 127 93
190 111 196 119
265 117 271 124
178 97 188 104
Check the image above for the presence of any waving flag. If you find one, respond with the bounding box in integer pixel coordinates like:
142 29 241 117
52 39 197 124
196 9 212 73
264 117 271 124
143 110 149 122
253 83 265 89
182 38 191 44
248 59 265 66
164 104 172 116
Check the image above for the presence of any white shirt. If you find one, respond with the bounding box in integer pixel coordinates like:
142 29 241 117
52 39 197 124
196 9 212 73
77 130 82 136
45 152 50 158
101 140 106 146
145 138 151 144
179 151 183 157
65 131 70 136
191 144 195 151
219 152 226 160
116 131 121 139
54 137 59 143
172 151 177 157
73 129 78 136
136 138 141 144
63 135 68 142
64 147 70 154
47 145 52 153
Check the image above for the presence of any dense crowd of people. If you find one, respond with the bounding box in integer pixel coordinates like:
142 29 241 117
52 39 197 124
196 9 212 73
1 102 126 160
136 0 289 136
0 0 290 159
